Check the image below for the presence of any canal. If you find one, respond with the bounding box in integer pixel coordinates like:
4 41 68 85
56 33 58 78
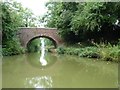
2 52 118 88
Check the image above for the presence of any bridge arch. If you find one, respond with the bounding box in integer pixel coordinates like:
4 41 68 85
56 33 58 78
18 27 63 49
26 35 57 49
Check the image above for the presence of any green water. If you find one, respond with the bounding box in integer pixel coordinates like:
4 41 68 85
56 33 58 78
2 52 118 88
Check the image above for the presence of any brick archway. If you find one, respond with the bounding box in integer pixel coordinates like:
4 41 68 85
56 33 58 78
26 35 57 48
18 27 63 48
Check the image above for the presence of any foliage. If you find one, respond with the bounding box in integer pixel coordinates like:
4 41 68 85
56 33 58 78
94 42 120 62
2 0 42 55
2 1 25 56
43 2 120 43
57 46 99 58
27 38 41 53
21 8 37 27
2 39 25 56
56 44 120 62
27 38 55 53
78 47 99 58
45 38 54 46
56 46 65 54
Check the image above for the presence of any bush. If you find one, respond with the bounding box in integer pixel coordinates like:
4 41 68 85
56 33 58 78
2 39 25 56
56 46 66 54
56 44 119 62
77 47 99 58
57 46 100 58
98 44 120 62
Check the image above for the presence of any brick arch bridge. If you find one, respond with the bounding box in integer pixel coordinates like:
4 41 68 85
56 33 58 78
18 27 63 48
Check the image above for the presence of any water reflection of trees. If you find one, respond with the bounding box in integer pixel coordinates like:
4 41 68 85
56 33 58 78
24 76 53 88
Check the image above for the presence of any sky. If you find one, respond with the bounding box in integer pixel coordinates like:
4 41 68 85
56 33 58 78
16 0 49 16
15 0 49 27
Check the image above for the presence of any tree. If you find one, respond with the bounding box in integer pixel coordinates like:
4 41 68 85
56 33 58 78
21 8 37 27
43 2 79 43
43 2 120 43
2 1 25 55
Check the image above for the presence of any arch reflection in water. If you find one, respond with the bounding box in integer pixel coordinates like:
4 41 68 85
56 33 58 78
39 38 47 66
24 76 53 88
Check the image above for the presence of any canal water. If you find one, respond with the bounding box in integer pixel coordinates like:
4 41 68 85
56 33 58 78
2 52 118 88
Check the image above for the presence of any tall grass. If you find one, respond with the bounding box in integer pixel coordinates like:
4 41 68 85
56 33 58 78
95 42 120 62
